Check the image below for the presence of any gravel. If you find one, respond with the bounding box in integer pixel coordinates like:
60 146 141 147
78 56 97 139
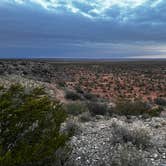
67 116 166 166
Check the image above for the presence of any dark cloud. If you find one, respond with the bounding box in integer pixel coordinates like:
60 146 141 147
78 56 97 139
0 0 166 58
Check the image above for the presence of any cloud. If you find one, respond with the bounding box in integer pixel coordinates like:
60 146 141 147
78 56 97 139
0 41 166 59
0 0 166 58
2 0 165 21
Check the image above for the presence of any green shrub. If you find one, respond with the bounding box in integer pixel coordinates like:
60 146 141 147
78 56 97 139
31 86 46 96
65 103 88 116
0 84 70 166
65 91 83 101
0 85 4 91
87 102 108 116
147 107 162 117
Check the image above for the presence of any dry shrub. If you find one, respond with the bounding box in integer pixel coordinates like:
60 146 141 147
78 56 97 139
110 143 152 166
111 122 151 149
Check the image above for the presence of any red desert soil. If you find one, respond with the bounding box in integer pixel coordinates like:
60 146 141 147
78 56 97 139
0 60 165 103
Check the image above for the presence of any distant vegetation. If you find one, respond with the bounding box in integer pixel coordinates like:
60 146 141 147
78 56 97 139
87 102 108 116
65 102 88 116
154 97 166 106
114 100 162 117
0 84 71 166
65 89 98 102
0 60 165 103
65 99 162 120
0 60 165 166
65 90 83 101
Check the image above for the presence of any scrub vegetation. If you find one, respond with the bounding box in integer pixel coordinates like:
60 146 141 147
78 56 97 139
0 84 71 166
0 60 166 166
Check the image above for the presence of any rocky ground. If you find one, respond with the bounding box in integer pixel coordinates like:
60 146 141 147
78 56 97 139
1 75 166 166
0 62 166 166
0 60 165 102
67 116 166 166
0 74 67 103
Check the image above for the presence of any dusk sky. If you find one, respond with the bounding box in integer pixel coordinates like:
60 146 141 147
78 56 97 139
0 0 166 59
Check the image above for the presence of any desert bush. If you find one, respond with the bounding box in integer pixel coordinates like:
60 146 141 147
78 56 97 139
65 91 83 101
154 97 166 106
83 92 97 101
65 103 88 116
75 86 84 94
111 122 132 144
0 85 4 91
31 86 46 96
87 102 108 116
132 127 151 149
79 111 92 122
58 81 66 88
19 61 27 66
147 106 163 117
0 84 71 166
61 119 81 136
110 144 152 166
114 100 149 116
111 122 151 149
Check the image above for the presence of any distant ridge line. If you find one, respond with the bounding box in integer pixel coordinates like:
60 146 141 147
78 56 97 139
0 58 166 62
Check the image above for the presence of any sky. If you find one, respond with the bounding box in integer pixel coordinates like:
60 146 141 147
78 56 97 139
0 0 166 59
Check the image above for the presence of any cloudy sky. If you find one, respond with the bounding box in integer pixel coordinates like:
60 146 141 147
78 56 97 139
0 0 166 59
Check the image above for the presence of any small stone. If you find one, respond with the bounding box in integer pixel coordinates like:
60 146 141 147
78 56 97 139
95 115 104 120
153 153 158 159
76 156 81 160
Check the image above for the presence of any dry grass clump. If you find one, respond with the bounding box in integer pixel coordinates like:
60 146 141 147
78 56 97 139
110 143 152 166
111 122 151 149
110 121 153 166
